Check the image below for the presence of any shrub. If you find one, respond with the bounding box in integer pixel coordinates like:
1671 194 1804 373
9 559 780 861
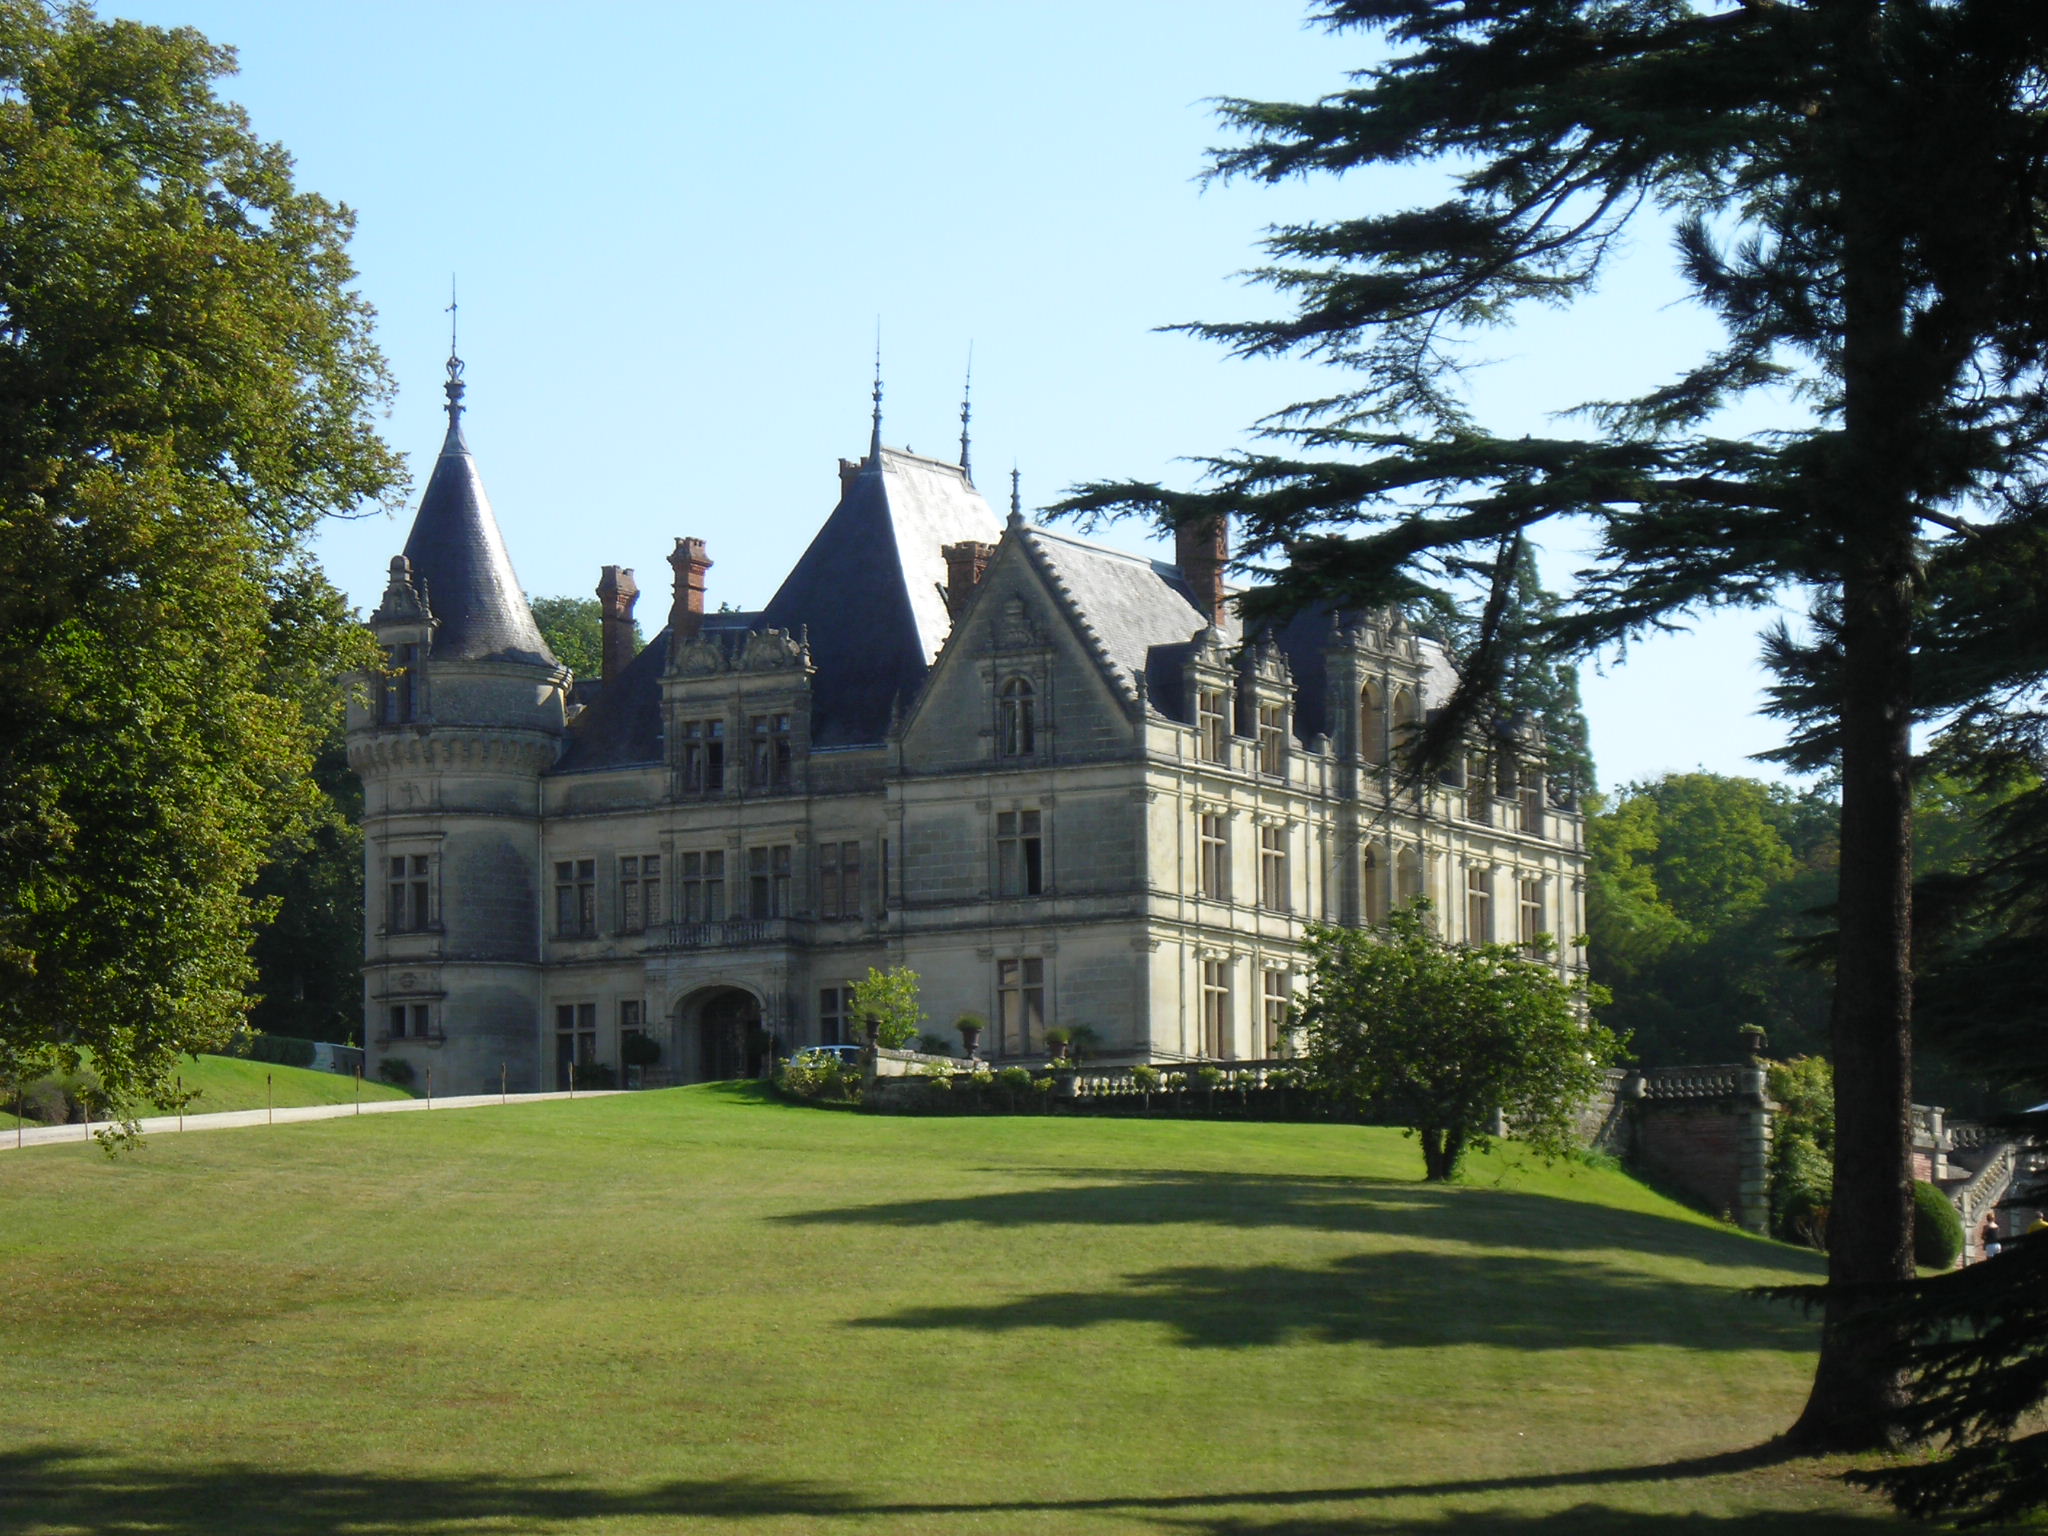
1067 1023 1104 1062
1131 1065 1162 1091
967 1067 994 1091
620 1034 662 1068
241 1034 317 1070
915 1033 952 1056
1196 1064 1225 1090
572 1061 617 1090
377 1058 416 1089
780 1053 858 1104
1914 1180 1965 1271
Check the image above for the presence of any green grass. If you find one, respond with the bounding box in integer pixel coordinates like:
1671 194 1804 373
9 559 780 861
1 1054 408 1129
0 1086 1942 1534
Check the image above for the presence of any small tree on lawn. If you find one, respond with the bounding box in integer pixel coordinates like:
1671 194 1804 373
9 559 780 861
1295 901 1618 1181
848 967 924 1050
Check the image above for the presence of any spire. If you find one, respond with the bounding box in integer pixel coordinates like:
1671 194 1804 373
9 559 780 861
443 277 465 431
958 344 973 482
868 324 883 464
1009 464 1023 527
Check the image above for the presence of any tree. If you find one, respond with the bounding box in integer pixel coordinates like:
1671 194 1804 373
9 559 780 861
0 6 399 1122
847 966 924 1050
1292 902 1618 1181
529 594 639 683
1057 1 2048 1448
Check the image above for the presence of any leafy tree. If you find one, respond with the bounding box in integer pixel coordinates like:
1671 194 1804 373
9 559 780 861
529 594 639 683
0 6 399 1122
1059 2 2048 1444
1292 902 1618 1181
847 966 924 1050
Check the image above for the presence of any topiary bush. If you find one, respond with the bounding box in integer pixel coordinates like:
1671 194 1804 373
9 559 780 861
1914 1179 1965 1270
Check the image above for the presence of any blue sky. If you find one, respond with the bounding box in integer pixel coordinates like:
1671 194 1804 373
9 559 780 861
111 0 1812 791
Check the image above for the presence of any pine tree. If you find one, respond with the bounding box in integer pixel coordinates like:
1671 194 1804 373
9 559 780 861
1058 0 2048 1449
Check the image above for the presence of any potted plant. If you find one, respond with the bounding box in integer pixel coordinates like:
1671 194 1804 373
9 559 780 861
1043 1025 1072 1063
955 1012 988 1058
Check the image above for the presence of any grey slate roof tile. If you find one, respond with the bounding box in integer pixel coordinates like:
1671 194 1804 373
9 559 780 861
401 418 556 667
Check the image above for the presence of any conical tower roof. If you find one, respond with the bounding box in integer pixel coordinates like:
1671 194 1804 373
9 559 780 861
399 362 555 668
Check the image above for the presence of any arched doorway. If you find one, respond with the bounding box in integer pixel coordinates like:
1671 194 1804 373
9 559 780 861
675 986 766 1083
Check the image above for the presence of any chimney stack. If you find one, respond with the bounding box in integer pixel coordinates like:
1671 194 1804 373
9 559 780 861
595 566 639 686
942 540 996 616
668 538 712 642
1175 515 1229 629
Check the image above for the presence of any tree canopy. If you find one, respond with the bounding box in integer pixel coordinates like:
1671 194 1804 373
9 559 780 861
1292 903 1619 1181
0 4 399 1122
1058 0 2048 1448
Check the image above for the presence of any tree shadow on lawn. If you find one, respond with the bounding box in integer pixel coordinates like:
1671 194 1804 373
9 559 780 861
850 1246 1816 1352
781 1168 1817 1278
0 1444 1903 1534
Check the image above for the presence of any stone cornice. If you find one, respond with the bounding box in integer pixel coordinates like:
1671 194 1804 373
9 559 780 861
348 729 560 777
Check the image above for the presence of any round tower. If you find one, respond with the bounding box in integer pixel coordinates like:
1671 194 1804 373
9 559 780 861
346 351 567 1094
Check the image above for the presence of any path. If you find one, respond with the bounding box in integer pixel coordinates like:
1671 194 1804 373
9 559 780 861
1 1088 629 1152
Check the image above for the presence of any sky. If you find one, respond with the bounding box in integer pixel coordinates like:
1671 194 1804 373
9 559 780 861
109 0 1815 791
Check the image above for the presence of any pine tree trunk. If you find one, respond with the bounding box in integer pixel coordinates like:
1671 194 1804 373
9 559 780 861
1790 4 1917 1445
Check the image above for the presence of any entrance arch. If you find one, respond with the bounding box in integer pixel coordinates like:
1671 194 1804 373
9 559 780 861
673 985 766 1083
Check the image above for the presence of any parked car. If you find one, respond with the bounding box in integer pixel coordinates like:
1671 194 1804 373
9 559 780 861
792 1044 862 1067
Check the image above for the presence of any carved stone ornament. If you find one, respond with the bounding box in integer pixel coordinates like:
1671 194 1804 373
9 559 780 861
997 597 1042 650
670 636 727 676
737 628 807 672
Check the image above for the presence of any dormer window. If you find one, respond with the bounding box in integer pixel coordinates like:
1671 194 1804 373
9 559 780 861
1257 702 1287 777
1360 681 1386 766
749 713 792 790
1197 688 1229 765
997 677 1036 757
681 718 725 794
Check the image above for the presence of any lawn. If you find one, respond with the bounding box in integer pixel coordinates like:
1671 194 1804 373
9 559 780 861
1 1054 409 1130
0 1085 1935 1534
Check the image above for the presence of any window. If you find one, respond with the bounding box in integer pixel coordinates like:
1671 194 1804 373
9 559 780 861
620 1000 648 1079
1262 970 1291 1055
1258 823 1289 911
996 809 1044 897
1466 866 1492 942
554 859 596 938
1392 686 1419 754
679 850 726 922
879 838 890 917
1197 688 1229 764
382 643 420 724
996 957 1045 1057
819 986 853 1045
1520 774 1546 836
1395 846 1423 909
749 713 793 790
997 676 1036 757
818 840 861 920
1198 812 1229 900
1360 681 1386 766
387 1002 430 1040
747 844 792 918
681 718 725 793
1257 702 1287 777
387 854 432 932
1465 754 1491 824
1519 877 1545 944
1201 959 1231 1058
1363 845 1388 926
619 854 661 934
554 1002 597 1089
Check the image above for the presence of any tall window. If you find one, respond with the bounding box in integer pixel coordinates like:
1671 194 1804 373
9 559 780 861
1258 823 1289 910
747 844 792 918
1201 959 1231 1058
997 957 1045 1057
382 643 420 724
1198 812 1229 899
1363 845 1388 925
996 809 1044 897
1262 969 1291 1055
1519 877 1545 944
554 1002 596 1089
1197 688 1229 764
997 676 1036 757
1257 701 1287 777
1395 846 1423 909
1360 681 1386 766
681 718 725 793
619 854 661 934
387 1002 431 1040
1465 754 1491 824
619 999 647 1080
554 859 596 938
679 850 726 922
1520 774 1546 836
749 713 793 790
818 840 861 920
819 986 854 1045
1466 866 1492 942
1392 686 1419 751
387 854 432 932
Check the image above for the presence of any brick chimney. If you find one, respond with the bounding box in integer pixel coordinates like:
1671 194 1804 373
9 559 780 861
1175 514 1229 629
595 566 639 686
668 537 712 642
942 540 996 616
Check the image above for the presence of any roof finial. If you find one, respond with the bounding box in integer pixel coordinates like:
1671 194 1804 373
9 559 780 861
1010 463 1022 520
869 320 883 464
958 343 974 481
443 275 466 425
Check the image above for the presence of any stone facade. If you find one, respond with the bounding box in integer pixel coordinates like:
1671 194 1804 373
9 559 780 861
348 376 1589 1094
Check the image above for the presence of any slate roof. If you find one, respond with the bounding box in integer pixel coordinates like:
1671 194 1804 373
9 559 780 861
550 614 761 774
761 447 1004 747
402 416 556 667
